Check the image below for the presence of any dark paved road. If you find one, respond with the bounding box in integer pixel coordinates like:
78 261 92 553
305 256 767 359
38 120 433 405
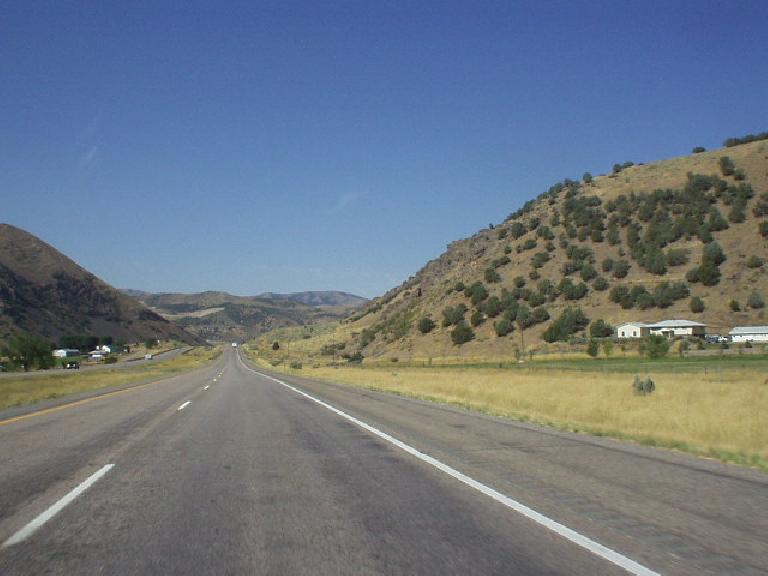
0 347 765 575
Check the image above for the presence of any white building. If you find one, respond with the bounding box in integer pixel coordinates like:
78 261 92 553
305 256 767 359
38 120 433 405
729 326 768 343
647 319 706 338
617 322 650 339
53 349 80 358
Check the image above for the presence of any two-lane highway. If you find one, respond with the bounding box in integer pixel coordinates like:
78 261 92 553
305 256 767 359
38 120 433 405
0 346 765 574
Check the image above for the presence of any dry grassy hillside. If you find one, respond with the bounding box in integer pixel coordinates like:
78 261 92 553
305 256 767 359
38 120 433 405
288 137 768 363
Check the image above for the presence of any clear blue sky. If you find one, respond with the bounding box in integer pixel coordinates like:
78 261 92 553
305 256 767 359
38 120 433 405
2 1 767 298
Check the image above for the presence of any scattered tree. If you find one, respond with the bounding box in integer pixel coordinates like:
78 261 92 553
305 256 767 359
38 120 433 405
640 335 669 358
417 317 435 333
1 333 55 371
589 319 614 338
747 255 764 268
494 317 514 337
719 156 735 177
747 291 765 309
451 321 474 345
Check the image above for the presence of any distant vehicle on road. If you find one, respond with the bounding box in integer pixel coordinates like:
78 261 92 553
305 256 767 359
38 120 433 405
144 354 153 360
231 343 238 347
65 361 80 369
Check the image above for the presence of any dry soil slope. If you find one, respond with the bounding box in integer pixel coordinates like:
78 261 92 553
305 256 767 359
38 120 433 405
342 139 768 360
0 224 201 344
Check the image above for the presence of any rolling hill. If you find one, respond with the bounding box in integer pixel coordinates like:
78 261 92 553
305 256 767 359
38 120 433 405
124 290 367 343
287 135 768 362
0 224 201 345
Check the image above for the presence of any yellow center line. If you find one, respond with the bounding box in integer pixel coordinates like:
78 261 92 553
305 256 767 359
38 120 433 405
0 379 166 427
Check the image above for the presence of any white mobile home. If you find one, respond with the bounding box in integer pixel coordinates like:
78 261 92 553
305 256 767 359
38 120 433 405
729 326 768 343
53 349 81 358
616 322 650 339
647 320 706 338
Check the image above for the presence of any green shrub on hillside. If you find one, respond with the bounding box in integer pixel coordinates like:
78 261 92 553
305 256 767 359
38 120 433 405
747 255 764 268
484 268 501 283
531 251 550 268
451 321 474 345
723 132 768 147
760 222 768 238
542 308 589 342
519 238 537 251
513 276 526 288
360 328 376 348
728 203 746 223
470 309 484 327
491 256 511 269
417 317 436 333
690 296 705 313
508 222 527 239
590 319 614 338
442 304 467 327
515 304 535 329
536 225 555 240
666 248 689 267
580 263 597 282
593 276 609 291
465 282 489 306
558 278 588 301
532 306 550 324
483 296 502 318
692 146 706 153
494 317 514 337
606 222 621 245
730 300 741 312
747 291 765 309
641 245 668 275
612 260 631 278
719 156 735 177
609 285 629 304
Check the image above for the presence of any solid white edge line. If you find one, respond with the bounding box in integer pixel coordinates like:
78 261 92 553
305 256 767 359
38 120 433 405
3 464 115 548
177 401 191 411
238 356 660 576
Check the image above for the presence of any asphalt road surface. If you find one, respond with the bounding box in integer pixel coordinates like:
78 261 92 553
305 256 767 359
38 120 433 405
0 346 765 575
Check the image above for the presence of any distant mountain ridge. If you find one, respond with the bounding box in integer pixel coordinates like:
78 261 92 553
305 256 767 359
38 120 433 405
122 289 366 342
258 291 367 308
0 224 200 344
